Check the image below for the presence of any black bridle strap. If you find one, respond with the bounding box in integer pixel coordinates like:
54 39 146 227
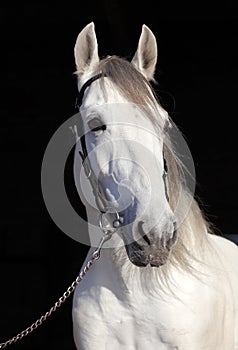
76 72 105 163
76 73 109 213
75 73 105 111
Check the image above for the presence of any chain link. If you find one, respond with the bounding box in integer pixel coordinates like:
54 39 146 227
0 251 100 349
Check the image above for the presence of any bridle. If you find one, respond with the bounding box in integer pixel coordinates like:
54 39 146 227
74 73 169 231
75 73 123 231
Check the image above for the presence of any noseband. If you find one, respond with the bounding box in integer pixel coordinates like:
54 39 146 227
74 73 169 231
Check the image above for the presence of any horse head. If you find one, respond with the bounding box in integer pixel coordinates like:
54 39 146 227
73 22 178 267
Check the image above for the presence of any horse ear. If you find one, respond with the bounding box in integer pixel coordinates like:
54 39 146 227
74 22 99 75
132 24 158 81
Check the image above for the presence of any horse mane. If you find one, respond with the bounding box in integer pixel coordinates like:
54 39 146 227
93 55 214 275
98 55 158 108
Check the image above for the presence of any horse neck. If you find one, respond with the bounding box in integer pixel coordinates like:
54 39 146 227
86 209 130 275
87 226 167 295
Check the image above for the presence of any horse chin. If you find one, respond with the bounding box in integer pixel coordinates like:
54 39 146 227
125 242 170 268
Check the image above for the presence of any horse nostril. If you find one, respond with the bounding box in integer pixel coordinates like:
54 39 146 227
172 221 178 242
172 228 178 243
138 221 151 245
173 220 178 231
143 234 151 245
166 228 178 249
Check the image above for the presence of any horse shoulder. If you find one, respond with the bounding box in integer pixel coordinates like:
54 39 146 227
208 233 238 348
208 233 238 280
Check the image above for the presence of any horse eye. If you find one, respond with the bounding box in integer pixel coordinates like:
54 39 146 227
88 119 107 133
91 125 107 132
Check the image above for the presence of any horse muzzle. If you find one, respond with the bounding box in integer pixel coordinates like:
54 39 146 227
125 220 178 267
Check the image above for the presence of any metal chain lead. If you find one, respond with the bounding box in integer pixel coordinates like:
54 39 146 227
0 245 103 349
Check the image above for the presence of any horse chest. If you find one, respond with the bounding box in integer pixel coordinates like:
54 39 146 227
72 265 225 350
73 286 177 349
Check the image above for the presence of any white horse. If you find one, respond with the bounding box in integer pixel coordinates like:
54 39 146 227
72 22 238 349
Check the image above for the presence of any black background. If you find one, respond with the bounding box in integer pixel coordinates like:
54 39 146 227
3 1 238 349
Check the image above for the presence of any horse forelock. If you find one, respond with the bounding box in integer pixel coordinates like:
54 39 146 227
97 56 156 107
